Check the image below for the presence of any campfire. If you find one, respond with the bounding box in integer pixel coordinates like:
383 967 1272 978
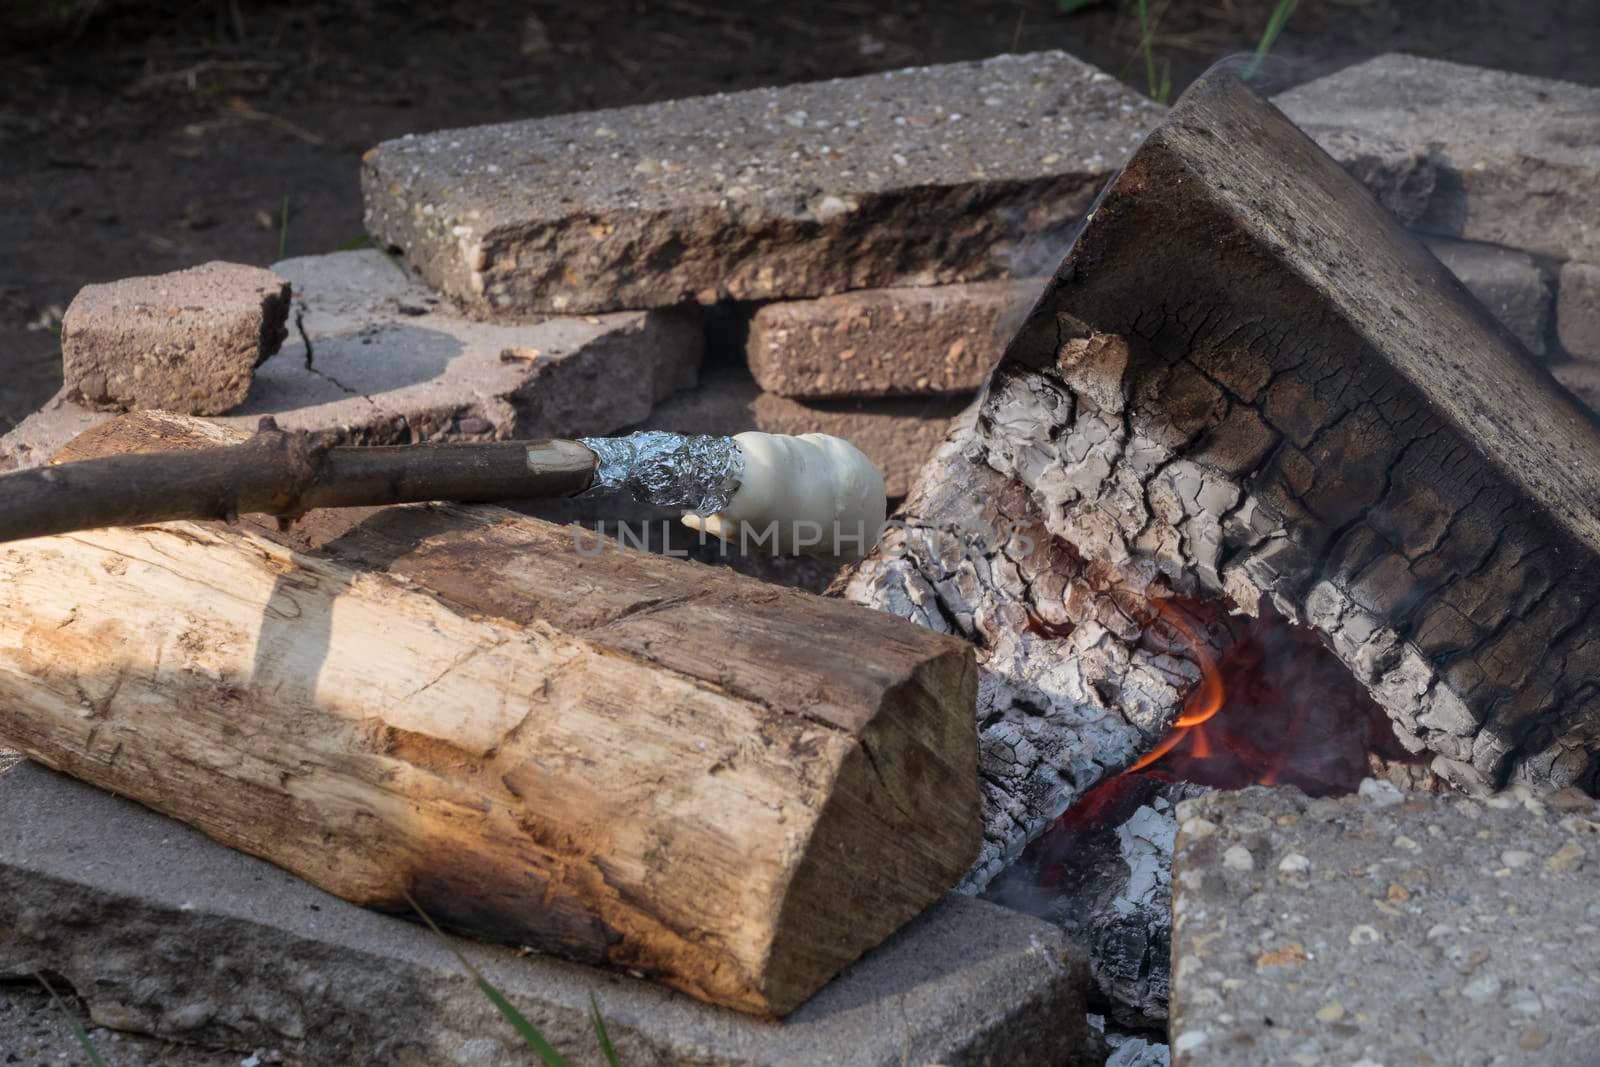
985 598 1429 1032
849 63 1600 1058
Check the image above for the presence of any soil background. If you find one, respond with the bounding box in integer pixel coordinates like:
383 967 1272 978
3 0 1598 437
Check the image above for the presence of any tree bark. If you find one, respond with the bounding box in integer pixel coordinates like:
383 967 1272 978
0 411 980 1018
847 68 1600 885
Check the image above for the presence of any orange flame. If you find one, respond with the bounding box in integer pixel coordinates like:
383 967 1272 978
1125 600 1225 774
1098 600 1426 798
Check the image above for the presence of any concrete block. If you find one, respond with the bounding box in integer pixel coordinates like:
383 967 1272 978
361 52 1161 315
640 362 970 498
0 250 705 472
1277 54 1600 263
1169 784 1600 1067
61 261 291 416
240 249 703 443
1425 237 1553 357
0 762 1096 1067
1553 362 1600 416
1558 260 1600 362
748 280 1040 399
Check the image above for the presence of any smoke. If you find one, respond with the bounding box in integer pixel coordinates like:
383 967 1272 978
1203 48 1339 99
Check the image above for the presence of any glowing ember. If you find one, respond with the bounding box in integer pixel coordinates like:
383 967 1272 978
1124 601 1417 796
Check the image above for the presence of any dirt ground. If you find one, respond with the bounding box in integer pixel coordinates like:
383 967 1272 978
2 0 1597 435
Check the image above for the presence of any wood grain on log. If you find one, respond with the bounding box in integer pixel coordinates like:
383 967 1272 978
0 412 980 1017
848 68 1600 885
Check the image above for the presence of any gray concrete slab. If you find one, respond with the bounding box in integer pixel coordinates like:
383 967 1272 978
1277 54 1600 264
239 249 703 443
0 389 109 472
1169 783 1600 1067
0 762 1096 1067
0 981 239 1067
360 52 1161 315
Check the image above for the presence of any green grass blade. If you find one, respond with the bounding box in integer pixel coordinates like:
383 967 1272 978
35 973 106 1067
1136 0 1157 100
1246 0 1299 79
474 976 572 1066
1056 0 1102 13
335 233 373 252
589 992 621 1067
403 892 572 1067
1134 0 1172 104
278 193 292 259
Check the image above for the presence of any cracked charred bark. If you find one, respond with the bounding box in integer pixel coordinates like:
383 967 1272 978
841 411 1232 889
845 69 1600 889
0 413 980 1019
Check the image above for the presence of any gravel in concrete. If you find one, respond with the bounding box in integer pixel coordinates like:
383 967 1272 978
747 279 1039 399
1 980 242 1067
1277 54 1600 264
61 261 291 416
1169 783 1600 1067
361 52 1160 315
639 360 970 499
1425 236 1555 358
0 762 1095 1067
1558 260 1600 362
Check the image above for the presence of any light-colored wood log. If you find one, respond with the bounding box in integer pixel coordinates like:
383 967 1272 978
0 411 979 1017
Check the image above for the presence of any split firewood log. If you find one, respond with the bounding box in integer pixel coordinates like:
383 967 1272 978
845 66 1600 887
0 411 980 1017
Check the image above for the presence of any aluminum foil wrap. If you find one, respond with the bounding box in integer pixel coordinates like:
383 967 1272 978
578 431 744 515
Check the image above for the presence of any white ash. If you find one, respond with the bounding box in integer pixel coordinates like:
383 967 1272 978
843 410 1223 889
983 777 1208 1029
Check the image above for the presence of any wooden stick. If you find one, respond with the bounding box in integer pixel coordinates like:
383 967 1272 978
0 417 597 546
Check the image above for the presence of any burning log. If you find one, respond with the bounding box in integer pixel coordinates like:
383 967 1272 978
845 66 1600 886
0 412 980 1018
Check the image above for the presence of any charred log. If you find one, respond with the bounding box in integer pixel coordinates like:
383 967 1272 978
845 67 1600 889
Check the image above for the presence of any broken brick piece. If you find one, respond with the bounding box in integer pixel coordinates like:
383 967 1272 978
748 280 1037 399
62 261 292 416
